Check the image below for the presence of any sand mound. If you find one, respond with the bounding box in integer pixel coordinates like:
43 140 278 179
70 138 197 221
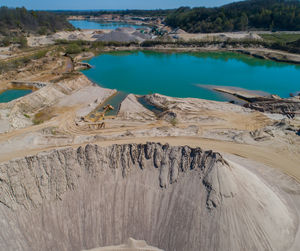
95 28 151 42
83 238 163 251
0 143 299 251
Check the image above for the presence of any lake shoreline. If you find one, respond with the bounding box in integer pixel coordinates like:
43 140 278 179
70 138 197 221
67 19 300 65
97 45 300 65
81 49 300 102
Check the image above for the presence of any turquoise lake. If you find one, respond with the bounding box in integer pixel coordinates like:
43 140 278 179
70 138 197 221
0 89 31 103
69 20 146 30
82 51 300 101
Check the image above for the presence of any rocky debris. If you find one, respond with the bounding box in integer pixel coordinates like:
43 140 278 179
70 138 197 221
250 128 274 141
132 31 152 40
203 128 252 143
158 110 180 123
139 93 249 126
11 81 48 89
212 85 300 117
269 118 300 134
74 62 93 71
96 31 138 42
142 94 170 111
244 96 300 117
143 93 248 114
83 238 163 251
203 119 300 144
119 93 229 125
74 52 95 62
250 118 300 141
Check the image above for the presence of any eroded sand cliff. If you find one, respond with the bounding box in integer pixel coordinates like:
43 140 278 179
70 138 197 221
0 143 299 251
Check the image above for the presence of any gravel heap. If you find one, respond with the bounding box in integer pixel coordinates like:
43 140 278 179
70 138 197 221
94 27 152 42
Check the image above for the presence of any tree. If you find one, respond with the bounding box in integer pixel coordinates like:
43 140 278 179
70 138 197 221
65 43 82 54
0 6 75 36
240 12 249 30
165 0 300 33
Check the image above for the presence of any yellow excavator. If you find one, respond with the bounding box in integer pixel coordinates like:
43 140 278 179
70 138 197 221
82 104 114 129
97 104 114 122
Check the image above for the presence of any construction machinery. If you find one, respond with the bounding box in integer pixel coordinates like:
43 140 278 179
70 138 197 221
76 104 114 130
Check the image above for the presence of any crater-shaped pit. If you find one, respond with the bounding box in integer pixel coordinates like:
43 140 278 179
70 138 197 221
0 143 297 251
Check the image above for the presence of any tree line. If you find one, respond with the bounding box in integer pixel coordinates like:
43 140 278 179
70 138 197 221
165 0 300 33
53 9 172 17
0 6 74 36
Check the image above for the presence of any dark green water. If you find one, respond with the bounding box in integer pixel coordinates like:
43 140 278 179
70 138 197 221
0 89 31 103
82 51 300 101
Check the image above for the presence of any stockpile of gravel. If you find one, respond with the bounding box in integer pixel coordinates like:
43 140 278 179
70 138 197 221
95 27 151 43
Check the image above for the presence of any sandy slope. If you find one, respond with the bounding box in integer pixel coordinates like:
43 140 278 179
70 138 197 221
0 73 299 250
0 75 299 180
0 143 299 251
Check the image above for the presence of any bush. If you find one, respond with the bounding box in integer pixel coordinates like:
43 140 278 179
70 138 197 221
65 43 82 54
0 49 48 73
18 36 27 48
38 27 48 35
0 35 27 48
32 49 47 59
1 37 10 46
170 118 178 126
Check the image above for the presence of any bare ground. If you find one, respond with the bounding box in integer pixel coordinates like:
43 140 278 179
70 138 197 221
0 48 300 250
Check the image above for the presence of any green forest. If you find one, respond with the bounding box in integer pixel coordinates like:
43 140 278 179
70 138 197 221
54 9 172 17
165 0 300 33
0 6 74 36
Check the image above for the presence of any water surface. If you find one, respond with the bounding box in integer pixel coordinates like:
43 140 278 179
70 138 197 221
0 89 31 103
82 51 300 101
96 91 128 116
69 20 146 30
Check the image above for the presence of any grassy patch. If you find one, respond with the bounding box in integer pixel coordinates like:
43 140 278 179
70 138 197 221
65 43 83 54
170 118 178 126
260 33 300 44
0 35 27 48
32 49 48 59
55 39 138 55
33 107 55 125
51 128 57 135
0 49 48 73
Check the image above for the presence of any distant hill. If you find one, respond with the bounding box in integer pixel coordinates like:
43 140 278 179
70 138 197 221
165 0 300 33
0 6 74 36
53 9 172 17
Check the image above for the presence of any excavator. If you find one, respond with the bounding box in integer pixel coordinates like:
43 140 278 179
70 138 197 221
78 104 114 130
98 104 114 121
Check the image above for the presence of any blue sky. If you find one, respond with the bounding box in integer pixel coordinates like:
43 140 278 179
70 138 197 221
0 0 240 10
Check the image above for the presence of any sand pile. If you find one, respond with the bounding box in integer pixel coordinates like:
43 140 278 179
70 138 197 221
0 143 299 251
95 27 152 43
83 238 163 251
